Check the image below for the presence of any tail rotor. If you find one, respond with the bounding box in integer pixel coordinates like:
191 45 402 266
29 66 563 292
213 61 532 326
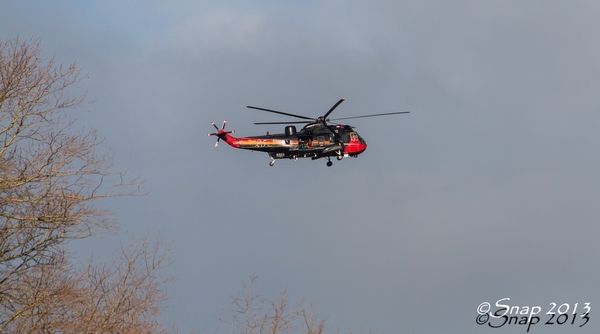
207 120 235 147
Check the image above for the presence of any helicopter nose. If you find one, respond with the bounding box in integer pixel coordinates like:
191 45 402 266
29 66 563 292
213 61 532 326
343 141 367 155
359 142 367 154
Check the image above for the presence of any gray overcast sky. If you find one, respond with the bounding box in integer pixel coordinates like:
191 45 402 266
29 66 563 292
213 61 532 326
2 1 600 333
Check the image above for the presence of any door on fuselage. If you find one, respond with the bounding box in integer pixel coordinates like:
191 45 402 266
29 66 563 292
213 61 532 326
298 135 313 149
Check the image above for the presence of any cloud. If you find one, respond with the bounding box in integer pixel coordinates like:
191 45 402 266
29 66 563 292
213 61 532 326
170 6 264 55
3 1 600 333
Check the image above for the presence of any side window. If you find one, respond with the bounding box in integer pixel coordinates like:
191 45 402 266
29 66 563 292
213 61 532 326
317 136 324 145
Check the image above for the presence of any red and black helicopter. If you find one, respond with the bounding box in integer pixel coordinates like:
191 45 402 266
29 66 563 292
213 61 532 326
208 98 408 167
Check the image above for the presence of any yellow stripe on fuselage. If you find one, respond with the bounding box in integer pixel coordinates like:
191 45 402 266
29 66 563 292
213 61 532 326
237 138 334 148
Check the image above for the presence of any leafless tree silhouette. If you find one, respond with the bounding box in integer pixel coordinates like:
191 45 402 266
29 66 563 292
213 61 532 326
219 276 376 334
0 37 172 333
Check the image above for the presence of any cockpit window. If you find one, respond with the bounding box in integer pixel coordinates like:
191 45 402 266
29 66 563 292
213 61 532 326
350 132 358 141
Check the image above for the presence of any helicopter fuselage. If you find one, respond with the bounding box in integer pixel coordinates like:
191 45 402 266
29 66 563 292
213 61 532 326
216 123 367 164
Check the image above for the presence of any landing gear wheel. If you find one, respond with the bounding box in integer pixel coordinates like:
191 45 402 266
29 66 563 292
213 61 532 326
326 161 333 167
336 155 343 161
269 160 275 167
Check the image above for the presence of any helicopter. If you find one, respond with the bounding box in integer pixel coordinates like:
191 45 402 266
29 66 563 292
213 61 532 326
207 98 408 167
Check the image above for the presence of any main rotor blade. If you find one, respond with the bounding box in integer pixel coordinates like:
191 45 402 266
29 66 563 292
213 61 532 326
330 111 410 121
322 98 346 119
254 121 312 125
246 106 314 120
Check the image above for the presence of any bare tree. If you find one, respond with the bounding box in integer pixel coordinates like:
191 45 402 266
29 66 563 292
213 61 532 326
1 237 172 333
219 276 376 334
0 37 176 333
69 237 172 333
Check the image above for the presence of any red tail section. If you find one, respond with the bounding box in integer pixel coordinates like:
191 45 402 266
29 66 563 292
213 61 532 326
207 120 235 147
207 120 240 148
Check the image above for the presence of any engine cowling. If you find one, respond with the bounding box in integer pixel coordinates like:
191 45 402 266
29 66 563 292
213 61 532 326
285 125 297 136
